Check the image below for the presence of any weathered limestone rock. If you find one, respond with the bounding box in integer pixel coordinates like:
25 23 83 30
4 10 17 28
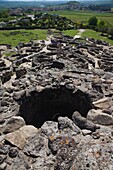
82 129 92 136
87 109 113 125
93 97 111 109
3 116 25 134
19 125 38 139
5 131 26 149
0 162 7 170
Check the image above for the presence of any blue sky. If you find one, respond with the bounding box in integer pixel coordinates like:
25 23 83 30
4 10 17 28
0 0 97 1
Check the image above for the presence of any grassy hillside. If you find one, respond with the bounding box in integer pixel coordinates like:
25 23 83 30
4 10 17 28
0 29 47 46
82 29 113 45
0 10 113 46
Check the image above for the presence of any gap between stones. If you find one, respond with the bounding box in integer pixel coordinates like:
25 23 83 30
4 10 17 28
19 86 93 128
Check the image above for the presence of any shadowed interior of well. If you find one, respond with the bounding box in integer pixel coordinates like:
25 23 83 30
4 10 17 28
19 86 93 128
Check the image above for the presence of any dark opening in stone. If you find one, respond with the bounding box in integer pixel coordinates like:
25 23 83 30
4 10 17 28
19 86 93 128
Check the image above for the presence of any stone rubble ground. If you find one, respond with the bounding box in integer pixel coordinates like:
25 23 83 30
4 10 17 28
0 33 113 169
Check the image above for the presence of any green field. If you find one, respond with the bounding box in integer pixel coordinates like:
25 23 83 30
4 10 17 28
0 10 113 46
81 29 113 45
63 30 79 37
0 29 113 46
48 10 113 26
0 29 47 46
62 29 113 46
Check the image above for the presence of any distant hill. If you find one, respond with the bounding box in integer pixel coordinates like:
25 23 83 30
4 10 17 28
0 1 69 9
52 1 80 10
0 0 112 9
80 0 113 6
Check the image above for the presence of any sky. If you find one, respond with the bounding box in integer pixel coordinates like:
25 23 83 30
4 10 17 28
0 0 113 2
1 0 100 1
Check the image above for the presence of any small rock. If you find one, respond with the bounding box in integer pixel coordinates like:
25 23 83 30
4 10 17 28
0 162 7 170
82 129 92 136
0 145 10 155
0 135 5 143
58 116 81 134
5 130 26 149
13 90 25 101
93 97 110 109
0 155 6 164
92 131 100 139
16 67 27 79
41 121 59 136
9 148 18 158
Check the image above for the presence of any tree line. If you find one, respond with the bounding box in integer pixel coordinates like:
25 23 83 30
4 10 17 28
87 16 113 39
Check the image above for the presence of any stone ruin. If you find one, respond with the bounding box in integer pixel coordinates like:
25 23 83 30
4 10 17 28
0 35 113 169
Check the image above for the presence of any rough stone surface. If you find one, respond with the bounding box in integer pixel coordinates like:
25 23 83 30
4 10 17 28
72 111 100 131
19 125 38 139
87 109 113 125
5 130 26 149
2 116 25 134
0 35 113 169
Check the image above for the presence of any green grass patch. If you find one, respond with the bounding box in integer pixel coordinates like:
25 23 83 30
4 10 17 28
5 51 17 57
0 29 47 46
81 29 113 45
63 29 79 37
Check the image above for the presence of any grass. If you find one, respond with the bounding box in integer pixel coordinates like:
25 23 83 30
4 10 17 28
62 29 113 46
81 29 113 45
0 10 113 47
0 29 47 46
5 51 17 57
48 10 113 26
63 29 79 37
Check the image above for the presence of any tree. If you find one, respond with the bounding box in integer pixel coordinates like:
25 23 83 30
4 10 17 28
88 16 98 27
0 10 8 18
107 28 113 39
97 20 108 35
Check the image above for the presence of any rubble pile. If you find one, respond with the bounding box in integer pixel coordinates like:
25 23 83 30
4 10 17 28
0 36 113 169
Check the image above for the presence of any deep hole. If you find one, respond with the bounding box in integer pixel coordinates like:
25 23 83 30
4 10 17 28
19 86 93 128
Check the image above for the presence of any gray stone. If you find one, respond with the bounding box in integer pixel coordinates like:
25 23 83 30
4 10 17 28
0 162 7 170
3 116 25 134
58 116 81 134
93 97 111 109
70 143 113 170
87 109 113 125
72 111 100 132
20 125 38 139
16 67 27 79
41 121 59 137
82 129 92 136
24 131 49 157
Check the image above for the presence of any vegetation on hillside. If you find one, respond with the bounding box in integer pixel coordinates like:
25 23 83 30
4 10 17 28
82 29 113 45
0 7 113 46
1 13 76 30
0 29 47 46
